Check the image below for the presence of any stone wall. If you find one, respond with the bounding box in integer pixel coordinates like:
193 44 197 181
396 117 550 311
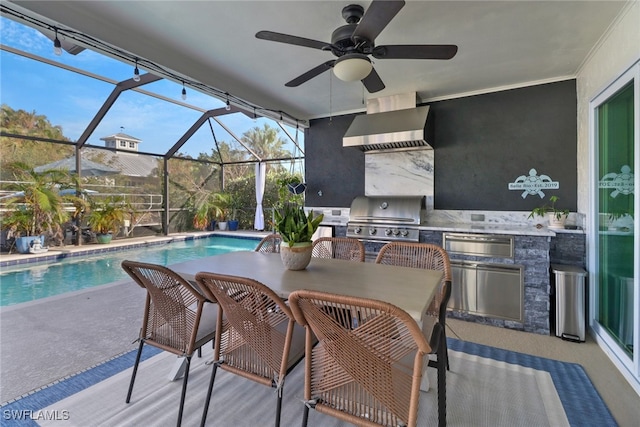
550 233 586 267
439 233 551 334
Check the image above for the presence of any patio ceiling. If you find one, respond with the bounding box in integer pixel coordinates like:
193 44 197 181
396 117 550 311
5 1 630 123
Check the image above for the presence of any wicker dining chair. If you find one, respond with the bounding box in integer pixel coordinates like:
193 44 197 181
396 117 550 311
121 260 218 427
375 241 453 370
195 272 306 427
289 289 447 427
311 236 365 262
255 233 282 253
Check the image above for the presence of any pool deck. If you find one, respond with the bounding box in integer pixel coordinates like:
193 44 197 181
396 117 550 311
0 230 270 404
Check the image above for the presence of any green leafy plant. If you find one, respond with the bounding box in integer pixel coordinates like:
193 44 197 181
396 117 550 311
86 196 130 235
274 203 324 247
191 191 228 230
528 196 569 221
275 172 305 207
1 162 84 239
215 192 232 221
228 193 244 221
279 174 301 186
607 207 632 222
1 207 33 238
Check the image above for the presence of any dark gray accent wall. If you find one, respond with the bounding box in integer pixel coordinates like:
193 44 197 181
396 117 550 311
305 114 364 207
431 80 577 211
305 80 577 211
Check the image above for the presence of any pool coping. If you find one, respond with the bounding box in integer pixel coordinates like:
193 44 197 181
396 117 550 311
0 230 269 268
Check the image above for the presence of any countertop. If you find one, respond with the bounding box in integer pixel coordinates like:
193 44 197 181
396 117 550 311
417 221 584 237
319 219 584 237
312 206 586 237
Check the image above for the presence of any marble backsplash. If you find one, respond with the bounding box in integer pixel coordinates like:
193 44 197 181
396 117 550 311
365 149 434 211
427 209 585 229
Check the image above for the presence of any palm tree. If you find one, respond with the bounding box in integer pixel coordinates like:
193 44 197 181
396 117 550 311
1 162 85 239
240 124 289 160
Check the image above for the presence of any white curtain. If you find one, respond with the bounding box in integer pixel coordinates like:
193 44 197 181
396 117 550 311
254 162 266 230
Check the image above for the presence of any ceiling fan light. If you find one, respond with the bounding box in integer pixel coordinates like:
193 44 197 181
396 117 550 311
333 55 372 82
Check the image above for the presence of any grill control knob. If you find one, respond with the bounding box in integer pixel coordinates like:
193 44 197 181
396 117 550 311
353 227 361 234
385 229 392 236
392 229 400 236
400 229 409 237
369 228 377 236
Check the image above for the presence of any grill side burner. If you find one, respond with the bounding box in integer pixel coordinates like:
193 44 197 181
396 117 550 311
346 196 426 242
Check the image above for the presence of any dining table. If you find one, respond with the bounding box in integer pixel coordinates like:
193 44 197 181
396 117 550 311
170 250 443 323
167 250 443 389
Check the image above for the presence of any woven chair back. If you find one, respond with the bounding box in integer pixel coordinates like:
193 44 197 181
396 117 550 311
195 272 295 387
311 237 365 262
255 233 282 253
121 260 207 355
289 289 431 427
375 242 452 319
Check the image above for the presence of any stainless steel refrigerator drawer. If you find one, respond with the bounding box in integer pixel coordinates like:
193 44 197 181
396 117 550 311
476 264 523 322
449 261 477 312
448 261 523 322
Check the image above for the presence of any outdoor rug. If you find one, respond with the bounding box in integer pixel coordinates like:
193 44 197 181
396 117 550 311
0 339 616 426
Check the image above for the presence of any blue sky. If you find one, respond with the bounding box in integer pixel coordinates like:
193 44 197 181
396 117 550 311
0 16 303 160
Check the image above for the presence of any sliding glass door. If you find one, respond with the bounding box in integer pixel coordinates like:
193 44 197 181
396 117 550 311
590 63 638 380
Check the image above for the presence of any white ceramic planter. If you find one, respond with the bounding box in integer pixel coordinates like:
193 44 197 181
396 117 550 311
280 242 312 270
547 213 567 229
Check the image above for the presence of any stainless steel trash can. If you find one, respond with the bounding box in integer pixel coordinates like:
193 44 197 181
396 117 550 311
552 264 587 342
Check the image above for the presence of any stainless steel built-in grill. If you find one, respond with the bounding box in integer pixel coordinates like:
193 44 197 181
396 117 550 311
346 196 426 242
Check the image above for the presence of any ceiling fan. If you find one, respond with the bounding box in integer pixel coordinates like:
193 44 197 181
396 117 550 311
255 0 458 93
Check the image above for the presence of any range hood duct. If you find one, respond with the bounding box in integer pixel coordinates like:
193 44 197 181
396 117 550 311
343 93 433 152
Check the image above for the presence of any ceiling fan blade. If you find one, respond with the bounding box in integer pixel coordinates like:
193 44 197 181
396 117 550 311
285 61 336 87
256 30 330 50
351 0 405 44
361 68 385 93
372 44 458 60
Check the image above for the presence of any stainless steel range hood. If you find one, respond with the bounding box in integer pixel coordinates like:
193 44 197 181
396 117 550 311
343 93 433 152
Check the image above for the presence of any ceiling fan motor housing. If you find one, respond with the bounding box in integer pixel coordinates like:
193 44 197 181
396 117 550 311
342 4 364 23
331 4 372 57
332 25 363 56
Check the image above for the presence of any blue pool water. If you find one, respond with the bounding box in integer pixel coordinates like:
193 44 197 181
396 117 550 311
0 236 259 307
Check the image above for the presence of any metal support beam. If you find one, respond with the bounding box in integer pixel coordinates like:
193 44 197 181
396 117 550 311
163 157 169 236
74 144 82 246
213 118 262 162
165 107 240 159
76 73 162 148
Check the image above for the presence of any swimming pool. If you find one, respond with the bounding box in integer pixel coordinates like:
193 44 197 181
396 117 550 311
0 236 260 307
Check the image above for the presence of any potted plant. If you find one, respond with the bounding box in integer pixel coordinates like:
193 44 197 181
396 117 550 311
191 191 227 231
274 203 323 270
213 192 231 231
1 207 44 253
528 195 570 229
227 196 243 231
605 209 633 232
276 173 306 209
0 162 84 253
287 175 307 195
86 196 128 243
